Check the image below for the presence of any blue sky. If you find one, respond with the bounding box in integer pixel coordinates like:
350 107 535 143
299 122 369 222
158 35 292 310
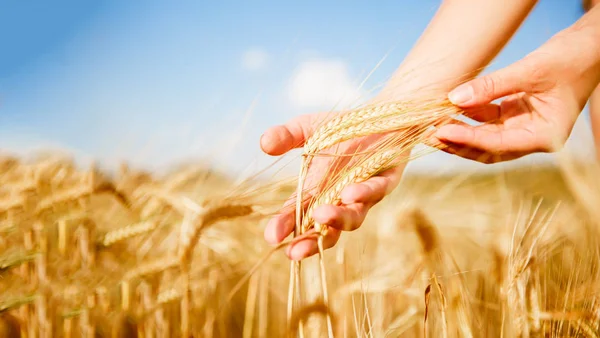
0 0 594 177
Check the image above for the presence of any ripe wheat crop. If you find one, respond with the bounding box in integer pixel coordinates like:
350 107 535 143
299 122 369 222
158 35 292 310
0 140 599 337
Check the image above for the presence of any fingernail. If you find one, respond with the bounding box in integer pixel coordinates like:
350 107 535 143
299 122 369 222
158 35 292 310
448 85 473 105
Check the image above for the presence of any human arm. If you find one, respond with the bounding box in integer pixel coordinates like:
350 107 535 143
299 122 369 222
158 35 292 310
591 87 600 159
377 0 538 100
585 0 600 159
434 3 600 163
260 0 538 260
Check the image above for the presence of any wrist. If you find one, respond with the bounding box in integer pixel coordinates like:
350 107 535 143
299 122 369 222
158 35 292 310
369 67 453 105
558 14 600 89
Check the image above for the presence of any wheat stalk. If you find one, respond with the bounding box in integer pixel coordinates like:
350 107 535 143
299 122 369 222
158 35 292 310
177 200 254 263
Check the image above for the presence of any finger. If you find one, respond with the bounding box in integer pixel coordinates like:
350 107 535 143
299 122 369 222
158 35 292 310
312 202 370 232
339 166 402 205
264 212 296 245
439 143 526 164
260 113 322 156
285 228 342 261
423 119 471 150
438 143 501 164
263 192 313 245
462 103 501 123
448 58 540 107
434 123 544 155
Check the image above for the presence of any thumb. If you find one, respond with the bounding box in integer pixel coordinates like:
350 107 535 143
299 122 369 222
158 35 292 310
260 114 318 156
448 59 535 107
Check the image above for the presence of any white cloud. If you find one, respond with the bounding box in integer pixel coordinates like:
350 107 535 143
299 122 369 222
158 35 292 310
241 48 269 71
287 58 366 110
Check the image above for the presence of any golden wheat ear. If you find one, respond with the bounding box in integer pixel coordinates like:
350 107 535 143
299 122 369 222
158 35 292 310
304 98 460 157
177 201 255 263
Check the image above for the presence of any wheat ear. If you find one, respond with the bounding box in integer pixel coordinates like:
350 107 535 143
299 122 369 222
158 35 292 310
175 199 253 336
124 257 179 281
305 98 459 156
177 201 254 263
301 148 401 234
101 220 159 247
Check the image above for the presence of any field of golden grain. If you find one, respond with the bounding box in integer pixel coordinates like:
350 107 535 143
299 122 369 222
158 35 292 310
0 147 598 337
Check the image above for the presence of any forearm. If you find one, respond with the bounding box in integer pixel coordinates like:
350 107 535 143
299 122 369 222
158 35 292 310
550 4 600 105
591 87 600 158
578 4 600 92
376 0 537 101
583 0 600 158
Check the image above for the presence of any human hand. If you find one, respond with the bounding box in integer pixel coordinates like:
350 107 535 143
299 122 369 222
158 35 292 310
433 27 600 163
260 112 404 260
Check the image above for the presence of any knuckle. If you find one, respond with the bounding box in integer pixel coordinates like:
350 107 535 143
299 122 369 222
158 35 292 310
527 65 549 88
478 76 497 98
521 53 556 90
348 209 368 232
349 220 365 232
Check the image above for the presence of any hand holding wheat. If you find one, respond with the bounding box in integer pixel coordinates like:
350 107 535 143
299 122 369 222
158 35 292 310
260 112 402 260
261 97 465 337
260 97 459 261
435 6 600 163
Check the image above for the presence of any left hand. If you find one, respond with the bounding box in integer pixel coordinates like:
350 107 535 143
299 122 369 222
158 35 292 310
434 28 600 163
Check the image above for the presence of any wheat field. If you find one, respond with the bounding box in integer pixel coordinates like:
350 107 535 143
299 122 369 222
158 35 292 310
0 147 598 337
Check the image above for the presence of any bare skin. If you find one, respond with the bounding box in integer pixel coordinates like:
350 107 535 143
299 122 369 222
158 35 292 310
592 87 600 159
435 4 600 163
262 0 600 261
587 0 600 159
261 0 538 260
